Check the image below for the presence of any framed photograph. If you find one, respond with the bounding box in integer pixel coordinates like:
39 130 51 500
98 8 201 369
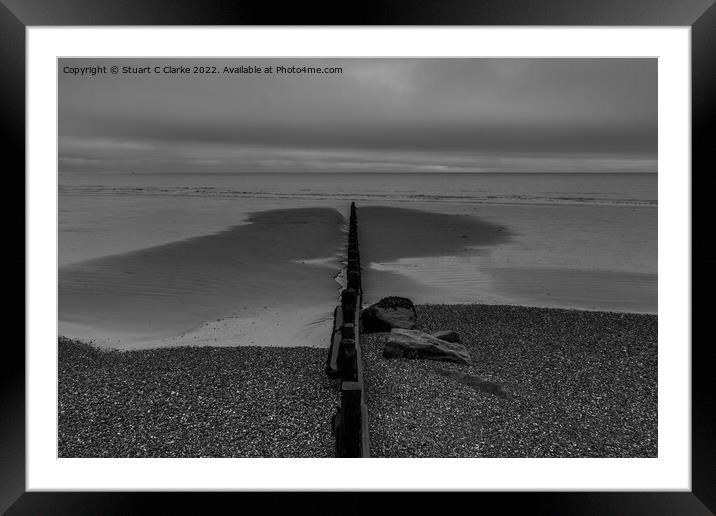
8 0 714 513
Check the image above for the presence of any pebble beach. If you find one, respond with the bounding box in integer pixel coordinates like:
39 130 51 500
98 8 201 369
58 338 338 457
363 304 657 458
59 301 657 458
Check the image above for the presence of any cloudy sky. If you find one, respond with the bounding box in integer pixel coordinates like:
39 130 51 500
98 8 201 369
59 58 656 174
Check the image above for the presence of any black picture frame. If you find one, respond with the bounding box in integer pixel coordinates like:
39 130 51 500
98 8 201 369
5 1 714 514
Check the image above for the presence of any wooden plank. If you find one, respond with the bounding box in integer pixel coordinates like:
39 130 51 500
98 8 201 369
341 322 355 341
360 402 371 458
325 305 343 378
347 270 361 291
354 291 364 388
338 339 357 382
341 380 361 391
353 289 370 458
339 382 362 457
341 288 357 322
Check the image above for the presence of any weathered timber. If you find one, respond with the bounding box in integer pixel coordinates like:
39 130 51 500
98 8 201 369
325 305 344 378
330 203 369 457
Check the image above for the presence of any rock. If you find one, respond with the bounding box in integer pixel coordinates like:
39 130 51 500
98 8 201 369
434 367 512 399
384 328 471 365
361 297 417 333
432 330 461 343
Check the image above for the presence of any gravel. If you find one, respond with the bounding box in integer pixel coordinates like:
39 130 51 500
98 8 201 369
363 304 657 458
58 338 339 457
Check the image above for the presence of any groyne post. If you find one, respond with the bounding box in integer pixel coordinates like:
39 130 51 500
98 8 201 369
327 202 370 458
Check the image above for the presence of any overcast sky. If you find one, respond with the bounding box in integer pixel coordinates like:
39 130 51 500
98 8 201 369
59 58 657 174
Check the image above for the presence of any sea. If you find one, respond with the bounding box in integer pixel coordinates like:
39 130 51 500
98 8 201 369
59 172 657 348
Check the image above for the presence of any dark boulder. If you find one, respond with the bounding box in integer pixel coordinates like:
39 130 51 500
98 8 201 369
383 328 471 365
361 296 417 333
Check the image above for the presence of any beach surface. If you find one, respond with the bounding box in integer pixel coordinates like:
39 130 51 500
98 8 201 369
59 177 657 351
57 193 658 457
60 173 657 324
363 304 657 458
358 204 656 313
58 338 338 457
60 203 655 351
59 302 657 458
59 207 346 349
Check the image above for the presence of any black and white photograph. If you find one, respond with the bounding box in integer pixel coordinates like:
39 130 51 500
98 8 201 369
57 57 658 459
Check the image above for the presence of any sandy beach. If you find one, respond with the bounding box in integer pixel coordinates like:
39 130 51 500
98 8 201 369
358 204 656 313
59 199 656 350
59 207 346 348
363 304 657 458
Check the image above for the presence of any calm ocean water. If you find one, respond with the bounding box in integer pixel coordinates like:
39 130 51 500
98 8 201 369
59 172 657 347
60 172 656 208
60 172 656 265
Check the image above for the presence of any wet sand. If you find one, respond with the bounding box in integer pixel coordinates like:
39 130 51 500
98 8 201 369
357 205 656 313
356 205 512 263
59 207 346 348
58 205 524 349
59 204 655 350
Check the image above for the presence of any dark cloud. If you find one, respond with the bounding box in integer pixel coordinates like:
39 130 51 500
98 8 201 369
59 58 657 173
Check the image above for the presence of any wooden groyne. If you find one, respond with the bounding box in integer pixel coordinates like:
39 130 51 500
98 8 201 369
326 202 370 457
